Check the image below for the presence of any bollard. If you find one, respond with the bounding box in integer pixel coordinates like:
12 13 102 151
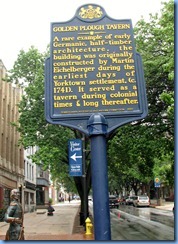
85 217 93 235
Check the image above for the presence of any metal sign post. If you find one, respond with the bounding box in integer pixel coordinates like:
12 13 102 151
154 177 161 206
87 114 111 240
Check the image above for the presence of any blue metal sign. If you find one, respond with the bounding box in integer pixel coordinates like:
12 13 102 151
68 139 82 176
154 177 161 187
45 4 148 136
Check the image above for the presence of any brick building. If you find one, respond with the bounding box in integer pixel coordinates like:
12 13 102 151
0 60 24 209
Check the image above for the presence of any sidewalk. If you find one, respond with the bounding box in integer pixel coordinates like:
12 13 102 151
0 201 94 241
150 199 174 211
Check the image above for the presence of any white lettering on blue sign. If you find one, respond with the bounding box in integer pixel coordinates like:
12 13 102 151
70 141 81 152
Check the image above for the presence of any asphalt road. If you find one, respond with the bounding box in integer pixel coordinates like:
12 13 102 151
110 208 174 240
119 204 174 227
89 202 174 241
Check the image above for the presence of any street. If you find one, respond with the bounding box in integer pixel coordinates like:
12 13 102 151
110 210 174 240
118 204 174 227
111 206 174 241
89 201 174 240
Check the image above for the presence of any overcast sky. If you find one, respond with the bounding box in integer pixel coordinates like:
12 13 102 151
0 0 168 70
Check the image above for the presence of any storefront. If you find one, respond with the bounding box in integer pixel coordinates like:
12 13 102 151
36 177 49 208
24 181 36 213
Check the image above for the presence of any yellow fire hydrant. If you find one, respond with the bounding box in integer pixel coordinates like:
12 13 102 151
85 217 93 235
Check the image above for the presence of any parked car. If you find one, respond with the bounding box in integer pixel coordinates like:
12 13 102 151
118 196 126 205
109 195 119 209
133 195 150 207
125 196 137 205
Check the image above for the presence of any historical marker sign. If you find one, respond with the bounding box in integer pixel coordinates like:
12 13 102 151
45 4 148 135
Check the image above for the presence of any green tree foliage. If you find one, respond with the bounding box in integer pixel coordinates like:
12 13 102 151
108 0 174 194
153 152 174 187
108 124 166 195
134 0 174 137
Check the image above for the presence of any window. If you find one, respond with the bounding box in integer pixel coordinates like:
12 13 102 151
32 166 34 181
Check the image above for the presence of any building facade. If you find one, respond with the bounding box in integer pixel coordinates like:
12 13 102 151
0 60 24 210
24 146 50 212
0 60 50 214
24 147 36 213
36 164 50 207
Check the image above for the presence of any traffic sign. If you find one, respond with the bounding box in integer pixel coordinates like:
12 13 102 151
154 177 161 187
68 139 82 176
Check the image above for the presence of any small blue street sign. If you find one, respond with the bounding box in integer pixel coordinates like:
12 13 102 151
68 139 82 176
154 177 161 187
